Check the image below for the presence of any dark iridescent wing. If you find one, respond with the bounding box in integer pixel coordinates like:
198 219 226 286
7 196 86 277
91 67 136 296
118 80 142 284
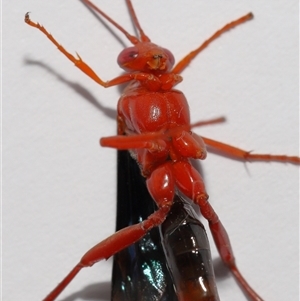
111 150 177 301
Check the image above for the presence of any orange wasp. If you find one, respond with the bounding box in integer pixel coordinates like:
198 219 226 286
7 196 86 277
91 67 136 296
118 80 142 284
24 1 299 300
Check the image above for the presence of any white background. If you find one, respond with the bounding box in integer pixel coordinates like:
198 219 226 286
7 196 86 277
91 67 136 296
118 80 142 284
3 0 299 300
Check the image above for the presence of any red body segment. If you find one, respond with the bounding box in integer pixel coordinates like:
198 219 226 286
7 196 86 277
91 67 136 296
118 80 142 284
116 80 203 176
118 83 190 134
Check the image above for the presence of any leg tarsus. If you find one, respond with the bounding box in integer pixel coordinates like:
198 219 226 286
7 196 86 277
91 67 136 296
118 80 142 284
230 264 265 301
24 13 106 86
42 264 81 301
172 13 253 74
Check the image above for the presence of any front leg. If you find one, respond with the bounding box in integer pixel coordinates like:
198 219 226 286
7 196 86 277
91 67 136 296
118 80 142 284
24 13 161 90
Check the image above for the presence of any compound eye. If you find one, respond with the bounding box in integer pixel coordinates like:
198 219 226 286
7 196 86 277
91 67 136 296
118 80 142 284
117 46 139 67
162 48 175 68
